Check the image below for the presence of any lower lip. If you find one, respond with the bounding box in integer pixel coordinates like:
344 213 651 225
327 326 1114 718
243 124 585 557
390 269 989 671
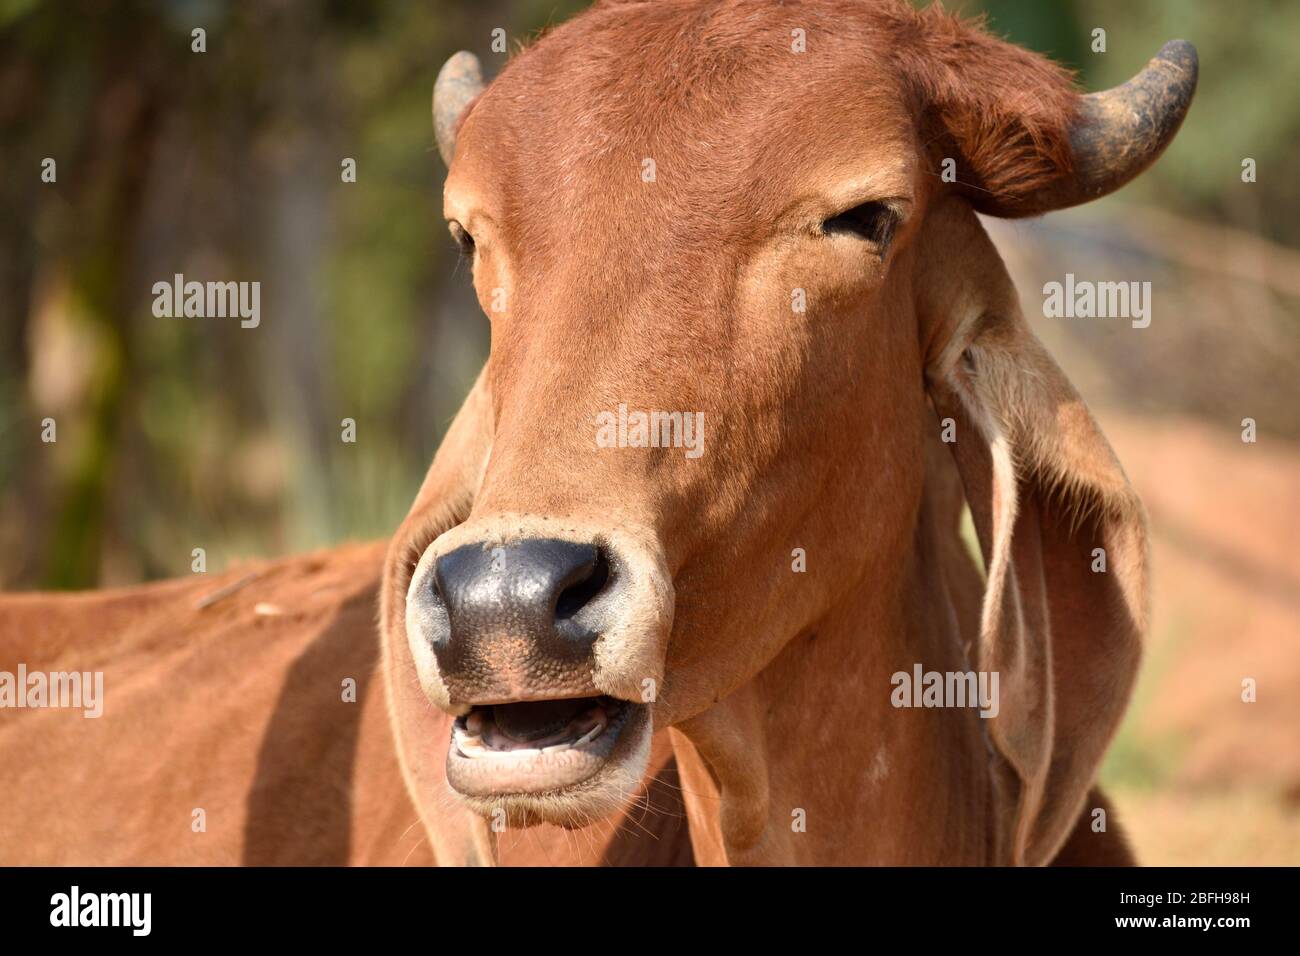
444 701 644 797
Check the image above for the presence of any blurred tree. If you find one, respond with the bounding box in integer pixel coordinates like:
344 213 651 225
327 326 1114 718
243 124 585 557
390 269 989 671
0 0 1294 589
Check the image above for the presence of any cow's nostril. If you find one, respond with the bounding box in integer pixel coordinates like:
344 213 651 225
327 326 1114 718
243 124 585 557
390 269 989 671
555 550 611 621
427 537 617 671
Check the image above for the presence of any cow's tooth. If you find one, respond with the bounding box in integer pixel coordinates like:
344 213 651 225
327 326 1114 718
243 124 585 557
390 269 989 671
542 741 572 754
457 736 488 758
575 720 606 747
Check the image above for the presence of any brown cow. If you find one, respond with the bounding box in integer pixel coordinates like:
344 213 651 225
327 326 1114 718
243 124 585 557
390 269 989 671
0 0 1190 868
383 0 1195 865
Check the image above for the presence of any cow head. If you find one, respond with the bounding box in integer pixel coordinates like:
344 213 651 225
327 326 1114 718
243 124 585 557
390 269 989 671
381 0 1194 851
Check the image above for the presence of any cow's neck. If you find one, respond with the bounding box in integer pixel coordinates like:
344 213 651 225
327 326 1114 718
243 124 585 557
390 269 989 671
670 460 993 865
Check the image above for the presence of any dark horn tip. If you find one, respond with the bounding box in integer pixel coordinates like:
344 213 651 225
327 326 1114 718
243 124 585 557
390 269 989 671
1155 39 1198 78
1153 39 1199 99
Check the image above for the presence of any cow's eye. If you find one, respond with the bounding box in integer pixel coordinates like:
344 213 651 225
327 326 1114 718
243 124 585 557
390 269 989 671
822 201 899 251
449 220 476 259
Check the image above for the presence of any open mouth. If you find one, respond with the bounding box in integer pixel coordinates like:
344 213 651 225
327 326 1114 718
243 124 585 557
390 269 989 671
445 695 645 797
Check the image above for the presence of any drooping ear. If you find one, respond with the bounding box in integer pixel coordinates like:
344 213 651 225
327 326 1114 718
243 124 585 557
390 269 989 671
380 366 495 864
917 199 1148 865
893 6 1196 217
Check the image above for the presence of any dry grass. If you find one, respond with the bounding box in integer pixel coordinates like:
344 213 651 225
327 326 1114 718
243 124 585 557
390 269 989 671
1112 787 1300 866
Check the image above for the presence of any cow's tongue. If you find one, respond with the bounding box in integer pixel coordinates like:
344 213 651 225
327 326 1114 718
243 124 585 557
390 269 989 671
492 698 590 743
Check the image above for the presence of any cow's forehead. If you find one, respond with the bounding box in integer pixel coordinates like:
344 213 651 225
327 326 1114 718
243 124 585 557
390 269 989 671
448 2 918 243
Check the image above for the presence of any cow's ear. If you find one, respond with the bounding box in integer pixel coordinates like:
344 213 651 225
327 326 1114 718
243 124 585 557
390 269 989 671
898 7 1195 217
917 200 1148 865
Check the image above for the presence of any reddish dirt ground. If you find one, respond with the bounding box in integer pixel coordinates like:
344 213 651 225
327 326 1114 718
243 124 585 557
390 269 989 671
1099 413 1300 865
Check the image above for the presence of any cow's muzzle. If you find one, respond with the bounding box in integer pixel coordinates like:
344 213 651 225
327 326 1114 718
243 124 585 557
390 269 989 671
404 517 672 820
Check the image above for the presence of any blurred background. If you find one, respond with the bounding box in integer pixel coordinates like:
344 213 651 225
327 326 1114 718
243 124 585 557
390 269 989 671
1 0 1296 863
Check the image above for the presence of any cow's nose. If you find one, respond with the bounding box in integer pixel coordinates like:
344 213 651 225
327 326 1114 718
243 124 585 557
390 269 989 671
429 538 611 669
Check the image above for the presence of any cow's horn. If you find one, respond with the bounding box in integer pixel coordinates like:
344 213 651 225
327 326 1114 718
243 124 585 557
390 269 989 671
434 51 485 166
1037 39 1197 212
